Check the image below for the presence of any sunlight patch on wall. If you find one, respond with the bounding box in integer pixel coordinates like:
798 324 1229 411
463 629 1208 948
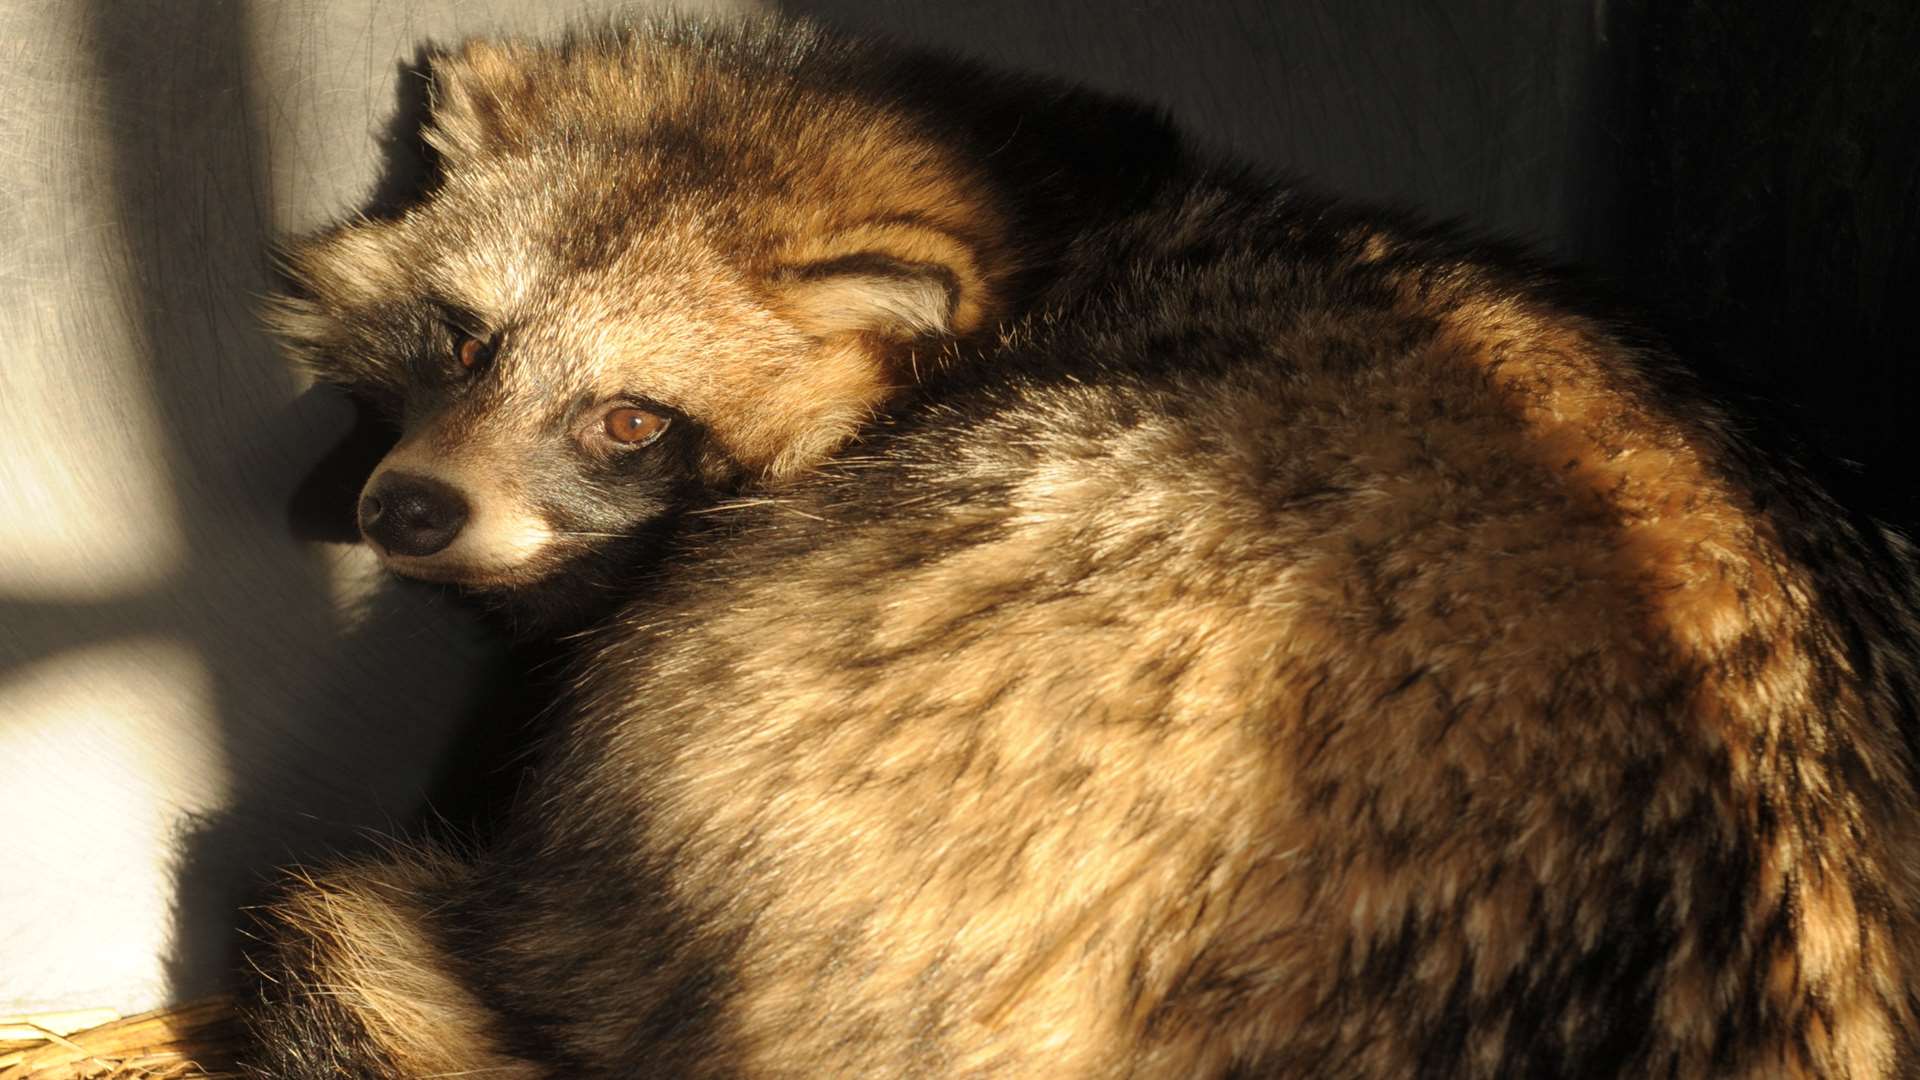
0 638 220 1015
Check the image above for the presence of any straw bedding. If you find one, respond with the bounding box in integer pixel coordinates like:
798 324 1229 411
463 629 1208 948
0 998 240 1080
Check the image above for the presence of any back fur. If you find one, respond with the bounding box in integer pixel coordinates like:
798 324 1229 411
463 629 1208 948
246 16 1920 1079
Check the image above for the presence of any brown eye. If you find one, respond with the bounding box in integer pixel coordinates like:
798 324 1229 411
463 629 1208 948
604 406 669 447
456 333 494 370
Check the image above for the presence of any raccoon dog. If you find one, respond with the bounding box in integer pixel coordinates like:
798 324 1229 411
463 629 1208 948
247 16 1920 1079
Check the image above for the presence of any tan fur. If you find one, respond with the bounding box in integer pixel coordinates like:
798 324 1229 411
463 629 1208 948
550 262 1919 1075
270 24 1022 596
1408 280 1920 1074
772 220 989 336
260 853 541 1078
248 18 1920 1080
412 34 1011 478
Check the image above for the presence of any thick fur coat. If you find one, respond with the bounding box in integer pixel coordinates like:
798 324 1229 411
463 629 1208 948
246 17 1920 1078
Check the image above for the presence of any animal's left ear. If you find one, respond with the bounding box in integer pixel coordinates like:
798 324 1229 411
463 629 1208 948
262 223 411 404
768 221 997 342
424 40 531 163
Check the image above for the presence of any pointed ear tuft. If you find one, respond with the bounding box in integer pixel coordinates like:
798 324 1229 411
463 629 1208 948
424 40 527 163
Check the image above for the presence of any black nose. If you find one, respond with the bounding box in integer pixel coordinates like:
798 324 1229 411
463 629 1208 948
359 472 470 557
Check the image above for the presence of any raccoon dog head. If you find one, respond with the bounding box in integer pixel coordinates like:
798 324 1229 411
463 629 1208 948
267 23 1015 620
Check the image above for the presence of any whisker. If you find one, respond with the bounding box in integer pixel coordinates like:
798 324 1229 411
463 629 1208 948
683 499 779 515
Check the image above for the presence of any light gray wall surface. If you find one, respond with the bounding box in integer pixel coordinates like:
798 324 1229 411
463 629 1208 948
0 0 1610 1016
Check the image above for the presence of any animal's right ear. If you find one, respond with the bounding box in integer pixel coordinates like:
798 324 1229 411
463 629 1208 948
722 221 1005 479
261 225 409 403
424 40 531 164
767 221 999 344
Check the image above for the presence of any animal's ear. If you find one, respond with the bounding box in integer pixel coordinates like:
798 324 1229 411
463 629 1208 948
768 222 997 342
423 40 529 163
261 225 409 403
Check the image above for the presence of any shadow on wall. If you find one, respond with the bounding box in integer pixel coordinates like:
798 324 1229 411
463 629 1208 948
777 0 1627 263
0 3 498 1017
1610 0 1920 532
91 1 503 1008
3 0 767 1019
